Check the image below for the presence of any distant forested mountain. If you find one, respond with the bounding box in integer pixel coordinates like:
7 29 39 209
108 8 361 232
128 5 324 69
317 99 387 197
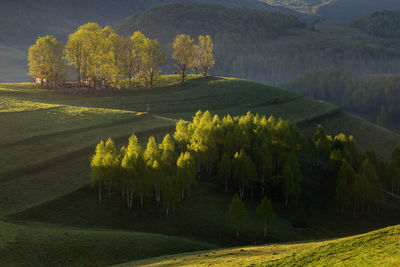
260 0 334 14
116 3 400 84
0 0 302 45
260 0 400 21
317 0 400 21
354 10 400 39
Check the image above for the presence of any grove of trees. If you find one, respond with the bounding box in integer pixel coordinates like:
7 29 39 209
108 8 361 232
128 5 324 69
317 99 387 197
28 23 214 89
90 110 400 237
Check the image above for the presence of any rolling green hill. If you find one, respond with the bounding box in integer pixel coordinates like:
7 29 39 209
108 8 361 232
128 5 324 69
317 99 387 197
119 224 400 266
1 76 400 266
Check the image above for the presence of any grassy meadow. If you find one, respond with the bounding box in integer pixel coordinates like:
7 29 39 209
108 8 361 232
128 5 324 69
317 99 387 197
121 224 400 267
1 76 400 266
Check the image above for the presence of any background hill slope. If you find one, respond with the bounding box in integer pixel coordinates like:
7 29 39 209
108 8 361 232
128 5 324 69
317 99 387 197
0 0 303 82
260 0 400 21
116 3 400 84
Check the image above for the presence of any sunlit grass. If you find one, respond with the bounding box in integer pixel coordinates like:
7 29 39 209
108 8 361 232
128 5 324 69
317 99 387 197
121 225 400 267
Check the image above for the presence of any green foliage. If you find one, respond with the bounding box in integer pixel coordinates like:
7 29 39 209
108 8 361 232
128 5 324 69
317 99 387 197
256 196 274 239
28 35 65 85
172 34 195 83
229 193 247 239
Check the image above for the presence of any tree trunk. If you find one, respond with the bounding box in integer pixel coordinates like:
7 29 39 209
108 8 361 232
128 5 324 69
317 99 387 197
98 183 102 203
140 191 143 208
225 175 228 193
264 222 267 240
77 68 81 85
181 65 186 83
236 225 240 240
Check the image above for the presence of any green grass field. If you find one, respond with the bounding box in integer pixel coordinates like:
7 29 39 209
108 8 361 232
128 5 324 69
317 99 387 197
121 224 400 266
1 76 400 266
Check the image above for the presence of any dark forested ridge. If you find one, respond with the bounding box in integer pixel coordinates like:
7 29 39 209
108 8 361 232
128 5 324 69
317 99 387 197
0 0 301 45
260 0 400 21
354 10 400 39
260 0 335 14
116 3 400 84
316 0 400 21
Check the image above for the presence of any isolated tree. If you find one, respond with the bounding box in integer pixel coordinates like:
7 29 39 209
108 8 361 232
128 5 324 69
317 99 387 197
229 194 247 240
282 162 295 206
256 196 274 240
288 151 302 206
65 23 104 85
191 44 201 74
90 140 106 203
232 149 256 198
172 34 194 83
197 35 215 76
314 124 331 167
218 153 231 192
121 134 145 209
159 135 180 216
335 160 355 214
160 134 177 176
177 152 196 200
120 37 136 85
140 38 167 88
174 119 191 152
28 35 65 86
144 136 162 204
131 31 147 81
102 28 124 82
103 138 119 200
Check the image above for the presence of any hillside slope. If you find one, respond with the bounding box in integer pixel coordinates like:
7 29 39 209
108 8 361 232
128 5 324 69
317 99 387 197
0 0 303 83
0 221 216 267
119 224 400 266
116 4 400 85
1 77 399 216
2 77 400 266
260 0 400 21
317 0 400 21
